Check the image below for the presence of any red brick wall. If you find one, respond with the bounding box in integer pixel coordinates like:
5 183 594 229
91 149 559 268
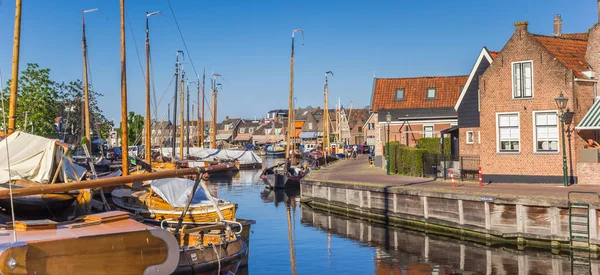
479 24 576 177
577 163 600 185
459 127 481 157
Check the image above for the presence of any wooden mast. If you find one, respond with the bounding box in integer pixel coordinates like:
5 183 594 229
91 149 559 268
82 9 93 152
323 71 333 156
7 0 22 135
186 83 190 156
179 68 185 159
210 75 217 149
196 74 200 147
171 51 182 160
120 0 129 176
144 12 151 164
200 69 206 147
286 30 303 162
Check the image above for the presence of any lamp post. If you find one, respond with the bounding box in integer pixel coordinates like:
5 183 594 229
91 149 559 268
554 93 569 187
386 112 391 175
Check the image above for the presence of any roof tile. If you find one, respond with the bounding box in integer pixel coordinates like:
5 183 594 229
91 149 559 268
371 75 468 111
532 34 589 78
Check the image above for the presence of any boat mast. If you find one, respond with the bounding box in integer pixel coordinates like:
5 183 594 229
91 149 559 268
186 82 190 156
179 67 185 159
323 71 333 156
82 9 97 151
119 0 128 176
171 51 183 160
7 0 22 135
286 29 303 161
210 75 218 149
196 74 200 147
201 69 206 147
145 11 161 164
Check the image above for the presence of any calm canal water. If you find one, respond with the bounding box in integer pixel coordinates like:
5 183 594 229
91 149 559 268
210 161 581 275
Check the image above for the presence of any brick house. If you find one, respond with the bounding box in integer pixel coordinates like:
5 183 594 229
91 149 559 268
366 75 467 166
477 14 599 184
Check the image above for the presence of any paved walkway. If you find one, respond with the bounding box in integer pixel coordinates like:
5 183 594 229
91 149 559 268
306 155 600 201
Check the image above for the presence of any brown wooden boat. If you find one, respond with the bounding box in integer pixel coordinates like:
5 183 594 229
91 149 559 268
0 211 180 275
111 178 237 224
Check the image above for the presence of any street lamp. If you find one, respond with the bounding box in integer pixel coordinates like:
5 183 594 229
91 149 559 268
386 112 391 175
554 93 569 187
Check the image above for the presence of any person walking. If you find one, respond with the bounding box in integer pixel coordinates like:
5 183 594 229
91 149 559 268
352 144 358 159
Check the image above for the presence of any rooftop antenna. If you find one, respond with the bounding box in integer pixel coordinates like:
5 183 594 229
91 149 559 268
0 70 17 243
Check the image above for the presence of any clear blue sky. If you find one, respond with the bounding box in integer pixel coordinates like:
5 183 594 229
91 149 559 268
0 0 596 124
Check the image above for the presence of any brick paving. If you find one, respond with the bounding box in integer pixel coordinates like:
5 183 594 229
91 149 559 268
306 155 600 201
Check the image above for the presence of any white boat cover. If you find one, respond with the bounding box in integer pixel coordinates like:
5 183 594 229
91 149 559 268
150 178 213 208
0 131 87 184
161 147 263 164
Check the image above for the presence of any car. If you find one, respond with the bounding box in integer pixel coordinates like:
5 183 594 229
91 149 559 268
106 147 122 162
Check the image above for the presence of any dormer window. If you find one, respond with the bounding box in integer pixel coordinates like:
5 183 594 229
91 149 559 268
395 89 404 101
512 61 533 98
427 88 436 100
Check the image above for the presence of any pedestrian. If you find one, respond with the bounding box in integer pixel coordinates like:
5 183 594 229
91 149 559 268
352 144 358 159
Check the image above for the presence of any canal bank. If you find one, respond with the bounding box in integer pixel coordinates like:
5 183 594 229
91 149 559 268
301 156 600 254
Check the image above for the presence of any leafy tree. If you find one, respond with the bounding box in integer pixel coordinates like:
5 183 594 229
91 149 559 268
1 63 60 136
118 112 144 146
55 80 113 144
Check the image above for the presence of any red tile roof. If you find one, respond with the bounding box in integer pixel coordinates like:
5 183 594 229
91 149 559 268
532 34 589 78
489 51 500 59
371 75 468 111
561 33 589 40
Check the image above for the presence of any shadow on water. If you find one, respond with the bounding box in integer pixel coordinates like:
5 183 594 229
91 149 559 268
301 205 582 275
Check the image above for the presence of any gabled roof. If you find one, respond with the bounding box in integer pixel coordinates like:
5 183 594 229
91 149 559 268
454 47 495 111
347 109 370 129
371 75 468 112
532 34 589 78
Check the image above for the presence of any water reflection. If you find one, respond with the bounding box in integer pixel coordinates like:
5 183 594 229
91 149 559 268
301 205 578 275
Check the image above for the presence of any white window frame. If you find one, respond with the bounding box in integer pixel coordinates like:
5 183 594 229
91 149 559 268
249 127 254 134
395 88 405 101
532 110 560 153
423 124 434 138
511 60 534 99
427 88 436 100
466 131 474 144
478 131 481 144
239 127 245 133
308 122 313 130
496 112 520 153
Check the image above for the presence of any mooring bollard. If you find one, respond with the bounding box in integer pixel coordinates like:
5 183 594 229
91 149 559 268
450 169 455 188
478 166 483 187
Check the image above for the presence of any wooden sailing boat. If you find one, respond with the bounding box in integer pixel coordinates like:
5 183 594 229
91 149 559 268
111 176 236 224
261 29 306 189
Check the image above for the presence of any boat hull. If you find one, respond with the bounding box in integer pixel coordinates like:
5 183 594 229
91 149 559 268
261 173 300 189
0 193 76 218
172 238 247 275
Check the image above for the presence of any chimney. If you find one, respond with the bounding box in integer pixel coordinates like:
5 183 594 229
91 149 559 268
514 21 529 33
553 14 562 36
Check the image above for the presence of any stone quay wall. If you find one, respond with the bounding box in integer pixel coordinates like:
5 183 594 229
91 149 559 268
301 179 600 253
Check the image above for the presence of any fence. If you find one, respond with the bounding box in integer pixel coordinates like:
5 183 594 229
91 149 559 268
460 155 480 181
422 153 452 179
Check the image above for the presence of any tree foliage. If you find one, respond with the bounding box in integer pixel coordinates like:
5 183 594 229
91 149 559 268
118 112 144 146
1 63 112 142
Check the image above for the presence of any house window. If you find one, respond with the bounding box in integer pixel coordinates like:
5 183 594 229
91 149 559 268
395 89 404 100
466 131 474 144
427 88 436 100
265 129 272 135
249 127 254 134
308 122 313 130
534 112 558 152
239 128 245 133
497 113 520 152
424 126 434 138
358 126 362 133
512 61 533 98
275 128 282 135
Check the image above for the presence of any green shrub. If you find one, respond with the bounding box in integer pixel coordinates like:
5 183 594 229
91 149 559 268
385 141 400 174
395 146 429 177
416 137 450 155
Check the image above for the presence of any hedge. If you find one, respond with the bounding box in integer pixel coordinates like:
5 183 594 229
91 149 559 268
385 141 429 177
415 137 450 156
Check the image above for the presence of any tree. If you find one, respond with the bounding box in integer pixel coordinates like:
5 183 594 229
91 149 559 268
1 63 61 136
55 80 113 144
118 112 144 146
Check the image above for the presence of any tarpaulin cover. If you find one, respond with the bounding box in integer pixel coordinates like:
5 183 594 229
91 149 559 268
0 131 86 184
162 147 263 165
150 178 212 208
